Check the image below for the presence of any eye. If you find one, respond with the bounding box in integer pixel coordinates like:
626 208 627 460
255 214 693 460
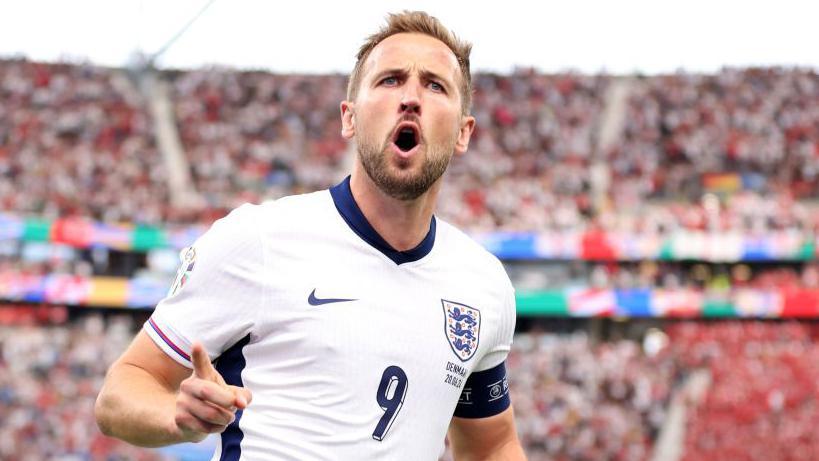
380 76 399 86
428 81 445 93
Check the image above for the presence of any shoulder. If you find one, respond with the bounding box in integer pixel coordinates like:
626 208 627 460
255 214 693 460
250 189 335 231
260 189 330 214
195 189 326 247
204 190 333 240
188 203 268 270
435 218 514 294
200 203 260 244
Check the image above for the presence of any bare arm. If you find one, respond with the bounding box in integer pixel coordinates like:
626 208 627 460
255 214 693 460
95 330 251 447
448 406 526 461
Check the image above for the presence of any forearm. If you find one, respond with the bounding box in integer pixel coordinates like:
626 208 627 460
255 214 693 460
479 438 526 461
449 407 527 461
452 437 527 461
95 362 189 447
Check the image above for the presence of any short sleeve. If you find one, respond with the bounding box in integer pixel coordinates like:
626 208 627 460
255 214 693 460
144 204 266 368
453 280 516 418
473 283 516 372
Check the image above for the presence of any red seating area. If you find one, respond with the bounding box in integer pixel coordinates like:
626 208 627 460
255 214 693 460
669 321 819 461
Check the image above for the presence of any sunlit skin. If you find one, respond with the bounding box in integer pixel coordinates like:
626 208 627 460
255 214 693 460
340 32 475 251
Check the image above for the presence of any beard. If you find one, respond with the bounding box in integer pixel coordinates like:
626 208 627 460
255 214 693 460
356 128 456 201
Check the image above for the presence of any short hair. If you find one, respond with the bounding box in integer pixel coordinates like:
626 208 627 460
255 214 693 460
346 11 473 115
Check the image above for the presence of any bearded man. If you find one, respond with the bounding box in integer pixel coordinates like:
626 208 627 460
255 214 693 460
96 11 526 460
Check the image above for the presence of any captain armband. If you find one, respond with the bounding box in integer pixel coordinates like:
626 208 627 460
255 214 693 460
453 361 510 418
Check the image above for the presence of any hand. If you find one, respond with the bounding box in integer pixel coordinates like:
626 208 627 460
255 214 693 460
174 342 252 442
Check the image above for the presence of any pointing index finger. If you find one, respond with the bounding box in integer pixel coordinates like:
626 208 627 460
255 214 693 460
191 342 215 379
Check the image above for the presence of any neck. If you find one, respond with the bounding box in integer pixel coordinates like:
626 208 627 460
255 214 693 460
349 162 440 252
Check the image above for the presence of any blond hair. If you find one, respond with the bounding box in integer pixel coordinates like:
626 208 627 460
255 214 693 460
346 11 473 114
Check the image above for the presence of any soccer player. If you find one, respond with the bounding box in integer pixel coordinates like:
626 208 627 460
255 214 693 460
96 10 526 460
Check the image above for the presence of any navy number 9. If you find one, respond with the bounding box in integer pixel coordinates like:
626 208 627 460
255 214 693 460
372 365 408 441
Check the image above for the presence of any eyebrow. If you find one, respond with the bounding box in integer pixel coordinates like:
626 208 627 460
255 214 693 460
420 69 453 90
371 67 407 82
371 67 454 91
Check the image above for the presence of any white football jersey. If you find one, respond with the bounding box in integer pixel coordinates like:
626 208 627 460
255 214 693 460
145 177 516 460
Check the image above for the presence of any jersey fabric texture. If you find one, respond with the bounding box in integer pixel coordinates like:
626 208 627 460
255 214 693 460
145 176 517 461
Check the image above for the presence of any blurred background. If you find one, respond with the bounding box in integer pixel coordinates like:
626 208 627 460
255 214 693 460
1 1 818 460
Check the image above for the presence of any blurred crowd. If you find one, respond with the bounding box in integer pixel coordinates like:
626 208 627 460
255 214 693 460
608 69 819 234
5 59 816 234
506 260 819 299
0 313 169 460
5 57 819 461
669 321 819 461
612 69 819 203
597 191 819 237
507 332 676 461
169 69 349 213
580 261 819 292
437 71 607 232
0 59 171 225
0 312 678 461
168 68 608 232
7 311 819 461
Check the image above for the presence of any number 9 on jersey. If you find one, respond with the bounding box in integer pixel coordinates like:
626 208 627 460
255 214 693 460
372 365 408 441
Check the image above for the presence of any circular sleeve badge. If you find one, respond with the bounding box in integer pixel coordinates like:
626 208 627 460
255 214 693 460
168 246 196 297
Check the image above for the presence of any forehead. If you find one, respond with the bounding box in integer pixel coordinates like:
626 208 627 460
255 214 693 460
363 32 461 82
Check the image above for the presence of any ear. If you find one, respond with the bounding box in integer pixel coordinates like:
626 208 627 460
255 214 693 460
340 101 355 139
454 115 476 155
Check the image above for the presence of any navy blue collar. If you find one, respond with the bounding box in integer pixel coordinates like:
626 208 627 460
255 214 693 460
329 176 436 265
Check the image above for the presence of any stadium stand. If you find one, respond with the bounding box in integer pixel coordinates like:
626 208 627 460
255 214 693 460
670 321 819 461
2 58 819 460
0 311 677 461
0 60 171 225
0 311 169 460
507 331 677 461
169 69 350 215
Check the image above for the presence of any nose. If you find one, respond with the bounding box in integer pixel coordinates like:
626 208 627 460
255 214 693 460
399 82 422 115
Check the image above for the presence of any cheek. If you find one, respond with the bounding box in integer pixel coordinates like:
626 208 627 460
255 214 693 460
426 108 461 140
360 91 396 114
354 100 383 127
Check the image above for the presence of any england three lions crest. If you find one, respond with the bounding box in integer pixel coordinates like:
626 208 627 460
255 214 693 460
442 300 481 362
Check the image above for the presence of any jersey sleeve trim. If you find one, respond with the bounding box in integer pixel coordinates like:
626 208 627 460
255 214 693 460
145 317 192 365
453 361 511 419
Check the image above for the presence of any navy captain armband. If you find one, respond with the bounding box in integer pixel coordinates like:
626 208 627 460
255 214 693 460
453 361 510 418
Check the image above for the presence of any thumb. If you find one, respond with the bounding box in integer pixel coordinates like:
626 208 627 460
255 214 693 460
191 342 216 380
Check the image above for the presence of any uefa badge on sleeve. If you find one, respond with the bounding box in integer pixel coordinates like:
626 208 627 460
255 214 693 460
168 247 196 297
442 299 481 362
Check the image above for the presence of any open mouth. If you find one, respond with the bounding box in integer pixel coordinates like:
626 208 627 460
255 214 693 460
392 123 420 152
